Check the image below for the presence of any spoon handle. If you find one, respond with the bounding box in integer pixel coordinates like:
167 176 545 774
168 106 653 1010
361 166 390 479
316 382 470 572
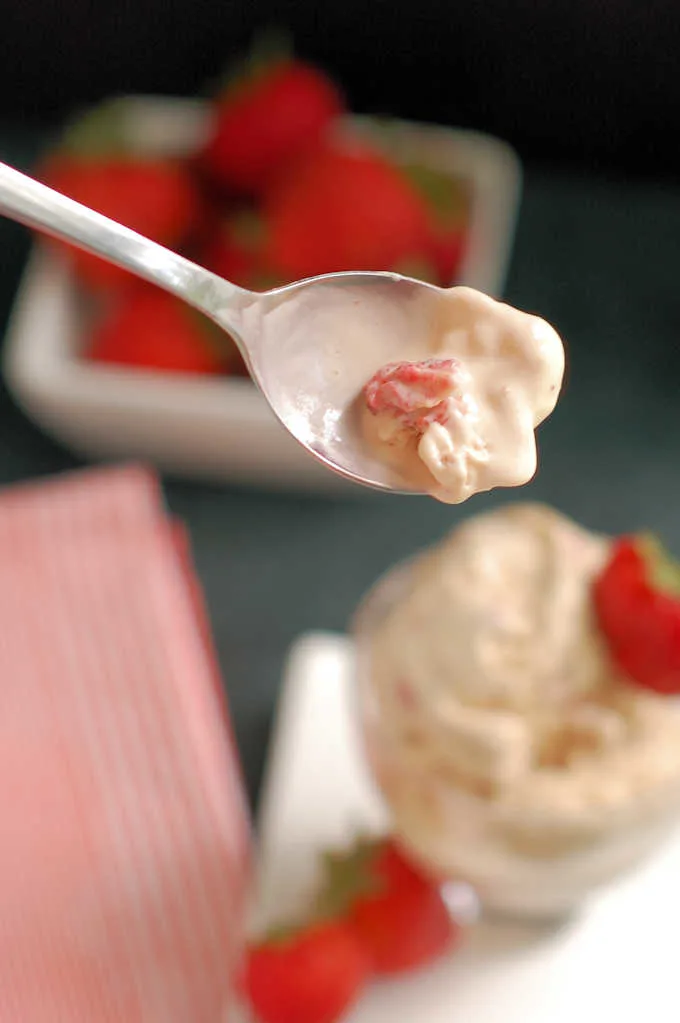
0 161 248 332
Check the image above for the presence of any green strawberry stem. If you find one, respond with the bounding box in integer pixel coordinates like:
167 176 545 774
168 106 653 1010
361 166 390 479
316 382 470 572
402 163 471 227
313 837 386 922
203 29 294 101
253 836 388 945
636 533 680 595
58 98 136 159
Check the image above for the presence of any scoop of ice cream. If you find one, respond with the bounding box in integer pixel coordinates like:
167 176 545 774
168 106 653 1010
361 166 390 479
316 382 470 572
362 288 565 503
360 503 680 913
371 504 611 712
366 504 680 808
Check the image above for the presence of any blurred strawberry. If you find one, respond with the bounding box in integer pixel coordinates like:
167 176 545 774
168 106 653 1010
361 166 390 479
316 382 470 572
244 920 369 1023
201 209 275 290
594 534 680 695
202 58 343 195
265 139 432 280
86 286 236 376
316 837 459 975
42 155 202 293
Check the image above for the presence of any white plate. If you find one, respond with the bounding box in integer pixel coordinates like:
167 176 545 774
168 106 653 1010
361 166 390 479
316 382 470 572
2 96 522 493
254 631 680 1022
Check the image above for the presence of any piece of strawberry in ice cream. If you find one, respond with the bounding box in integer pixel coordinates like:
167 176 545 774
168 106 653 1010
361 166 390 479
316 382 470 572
363 354 489 502
364 358 462 432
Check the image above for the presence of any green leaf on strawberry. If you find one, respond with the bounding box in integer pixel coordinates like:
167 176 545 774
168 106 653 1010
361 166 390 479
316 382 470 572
204 29 295 102
636 533 680 594
314 836 459 975
402 163 471 227
57 98 138 160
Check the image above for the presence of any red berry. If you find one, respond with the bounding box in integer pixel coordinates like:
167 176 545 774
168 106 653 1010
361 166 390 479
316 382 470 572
43 157 201 292
202 60 343 195
364 358 461 427
244 920 369 1023
593 534 680 695
317 837 459 976
265 140 433 281
86 287 228 376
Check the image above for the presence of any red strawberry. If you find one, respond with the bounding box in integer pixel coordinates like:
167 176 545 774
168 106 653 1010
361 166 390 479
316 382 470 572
317 837 458 975
244 920 369 1023
265 140 432 281
593 534 680 695
42 157 201 292
364 358 460 430
86 287 233 376
202 59 343 195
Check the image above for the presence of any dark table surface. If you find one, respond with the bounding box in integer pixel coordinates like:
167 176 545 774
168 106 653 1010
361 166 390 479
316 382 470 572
2 124 680 809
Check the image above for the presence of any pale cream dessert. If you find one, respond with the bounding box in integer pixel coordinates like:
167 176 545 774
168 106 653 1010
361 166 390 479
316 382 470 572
355 504 680 917
361 288 565 503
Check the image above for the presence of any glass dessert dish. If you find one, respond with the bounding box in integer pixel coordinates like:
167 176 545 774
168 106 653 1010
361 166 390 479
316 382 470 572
352 504 680 920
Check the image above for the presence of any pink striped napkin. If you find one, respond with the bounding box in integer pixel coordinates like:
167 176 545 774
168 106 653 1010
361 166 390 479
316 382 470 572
0 465 251 1022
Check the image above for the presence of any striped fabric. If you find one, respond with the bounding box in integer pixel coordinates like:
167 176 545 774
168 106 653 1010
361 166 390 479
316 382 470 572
0 466 251 1022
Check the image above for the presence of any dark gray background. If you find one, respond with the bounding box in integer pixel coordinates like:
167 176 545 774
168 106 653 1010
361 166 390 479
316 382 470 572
2 0 680 173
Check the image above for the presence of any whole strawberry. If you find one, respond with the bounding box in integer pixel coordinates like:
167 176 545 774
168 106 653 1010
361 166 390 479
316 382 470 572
594 534 680 695
86 287 235 376
265 140 433 281
317 837 459 975
43 156 201 292
202 58 343 195
244 920 369 1023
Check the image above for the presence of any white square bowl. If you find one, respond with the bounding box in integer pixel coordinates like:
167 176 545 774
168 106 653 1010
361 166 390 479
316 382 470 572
2 96 522 493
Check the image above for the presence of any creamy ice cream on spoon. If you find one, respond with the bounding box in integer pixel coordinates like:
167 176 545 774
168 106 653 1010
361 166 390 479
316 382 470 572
360 287 565 503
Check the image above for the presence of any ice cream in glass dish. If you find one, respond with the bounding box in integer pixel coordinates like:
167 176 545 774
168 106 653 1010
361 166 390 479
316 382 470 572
353 503 680 918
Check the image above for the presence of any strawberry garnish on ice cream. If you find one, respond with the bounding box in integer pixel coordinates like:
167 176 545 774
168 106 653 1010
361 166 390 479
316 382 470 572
244 920 369 1023
594 534 680 695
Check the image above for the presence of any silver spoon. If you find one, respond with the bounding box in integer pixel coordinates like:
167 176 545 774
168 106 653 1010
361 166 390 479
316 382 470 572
0 160 447 495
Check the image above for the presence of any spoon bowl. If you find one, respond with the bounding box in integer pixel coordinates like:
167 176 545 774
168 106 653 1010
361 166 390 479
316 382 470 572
234 271 445 493
0 161 441 495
